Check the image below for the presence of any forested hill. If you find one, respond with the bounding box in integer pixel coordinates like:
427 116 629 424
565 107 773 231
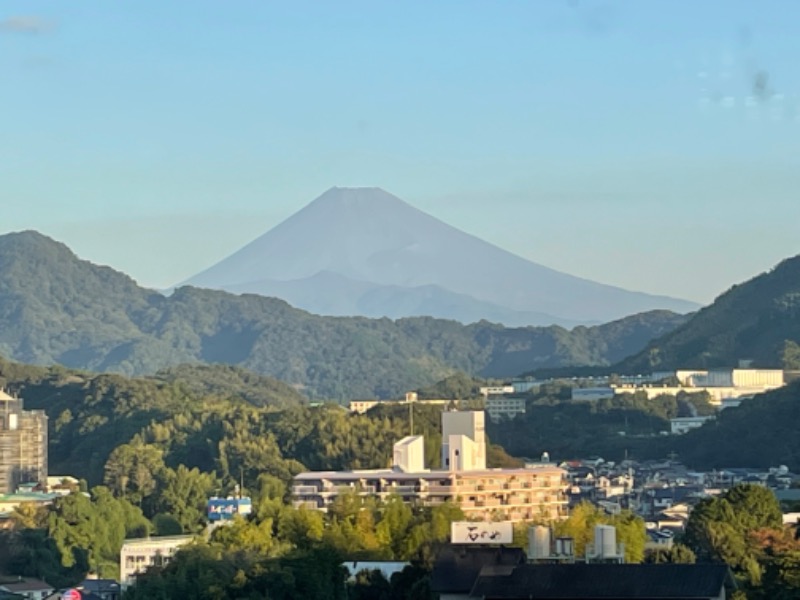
0 356 448 488
673 381 800 470
0 231 688 399
616 254 800 373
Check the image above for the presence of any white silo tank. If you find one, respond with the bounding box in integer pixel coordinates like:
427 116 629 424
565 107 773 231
555 537 574 558
594 525 617 559
527 526 551 561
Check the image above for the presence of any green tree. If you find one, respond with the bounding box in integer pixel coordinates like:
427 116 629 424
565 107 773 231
104 443 165 505
9 501 50 530
644 543 696 564
684 484 783 587
781 340 800 370
553 502 647 563
211 514 284 557
48 486 151 578
150 464 216 531
276 505 325 550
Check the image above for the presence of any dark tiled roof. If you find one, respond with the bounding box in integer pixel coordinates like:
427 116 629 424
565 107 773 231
430 547 526 593
470 563 732 599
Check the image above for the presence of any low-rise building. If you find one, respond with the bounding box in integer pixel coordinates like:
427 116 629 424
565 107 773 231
485 396 526 423
0 577 53 600
119 535 194 588
571 387 615 402
670 416 714 435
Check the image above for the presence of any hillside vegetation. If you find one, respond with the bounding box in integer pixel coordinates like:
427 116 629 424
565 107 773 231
0 231 687 399
618 255 800 372
672 381 800 470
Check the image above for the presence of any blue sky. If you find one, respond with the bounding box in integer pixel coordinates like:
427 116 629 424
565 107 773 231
2 0 799 305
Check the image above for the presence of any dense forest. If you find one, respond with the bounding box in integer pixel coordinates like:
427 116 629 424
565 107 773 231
0 231 687 399
672 381 800 471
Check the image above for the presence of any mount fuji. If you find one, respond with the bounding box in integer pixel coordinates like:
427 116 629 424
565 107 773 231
182 187 698 326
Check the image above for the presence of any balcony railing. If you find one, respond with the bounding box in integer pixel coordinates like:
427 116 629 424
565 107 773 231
386 485 417 494
426 485 456 493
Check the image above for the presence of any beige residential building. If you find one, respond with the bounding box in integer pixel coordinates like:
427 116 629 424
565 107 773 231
292 410 568 522
0 390 47 494
293 467 567 522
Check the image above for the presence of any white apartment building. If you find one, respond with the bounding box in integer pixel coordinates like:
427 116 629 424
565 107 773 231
479 386 515 396
292 410 568 522
571 387 615 402
670 416 714 435
119 535 194 587
485 396 526 422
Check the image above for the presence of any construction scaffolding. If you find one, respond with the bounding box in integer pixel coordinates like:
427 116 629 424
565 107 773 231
0 390 48 494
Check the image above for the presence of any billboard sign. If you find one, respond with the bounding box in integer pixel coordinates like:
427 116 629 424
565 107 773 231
451 521 513 545
207 497 248 521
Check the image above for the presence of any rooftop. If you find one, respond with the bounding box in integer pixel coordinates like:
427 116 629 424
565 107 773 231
469 563 734 599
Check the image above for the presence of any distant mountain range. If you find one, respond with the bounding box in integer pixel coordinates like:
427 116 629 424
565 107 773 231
0 231 688 398
182 187 699 327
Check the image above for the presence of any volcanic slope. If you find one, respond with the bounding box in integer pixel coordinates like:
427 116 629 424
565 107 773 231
183 187 698 326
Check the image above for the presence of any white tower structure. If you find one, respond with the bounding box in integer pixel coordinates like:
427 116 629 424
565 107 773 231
441 411 486 471
393 435 425 472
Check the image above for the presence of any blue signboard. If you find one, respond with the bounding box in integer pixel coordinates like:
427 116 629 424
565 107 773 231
207 497 252 521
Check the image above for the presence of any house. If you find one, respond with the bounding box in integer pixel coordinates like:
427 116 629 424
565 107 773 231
430 547 526 600
0 578 54 600
77 578 121 600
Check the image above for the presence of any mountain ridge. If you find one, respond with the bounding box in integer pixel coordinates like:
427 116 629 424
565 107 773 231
0 230 688 398
616 254 800 372
183 187 698 326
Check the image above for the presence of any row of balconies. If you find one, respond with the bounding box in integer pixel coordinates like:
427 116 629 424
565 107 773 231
293 476 566 497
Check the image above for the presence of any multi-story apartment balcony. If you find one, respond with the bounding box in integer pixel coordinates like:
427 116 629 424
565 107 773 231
476 497 502 507
426 484 456 494
292 485 319 495
476 484 504 492
384 485 417 494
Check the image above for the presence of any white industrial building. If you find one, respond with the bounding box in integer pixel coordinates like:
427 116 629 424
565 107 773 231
650 368 784 390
